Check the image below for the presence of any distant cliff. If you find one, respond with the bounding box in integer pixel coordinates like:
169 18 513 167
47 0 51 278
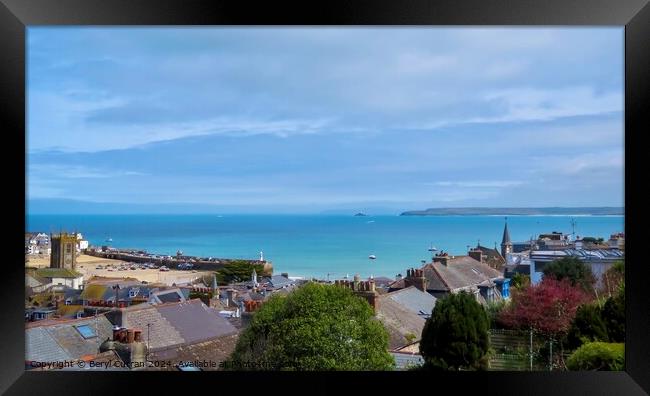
399 207 624 216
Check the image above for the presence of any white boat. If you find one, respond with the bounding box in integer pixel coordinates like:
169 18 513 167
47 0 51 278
428 244 437 252
106 237 113 242
369 254 376 260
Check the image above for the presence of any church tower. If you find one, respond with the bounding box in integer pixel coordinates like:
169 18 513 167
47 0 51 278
500 218 512 258
50 232 77 269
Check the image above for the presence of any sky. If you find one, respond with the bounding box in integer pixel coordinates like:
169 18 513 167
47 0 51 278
26 27 624 214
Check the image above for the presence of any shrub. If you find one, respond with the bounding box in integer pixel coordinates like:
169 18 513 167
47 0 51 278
566 304 609 349
566 342 624 371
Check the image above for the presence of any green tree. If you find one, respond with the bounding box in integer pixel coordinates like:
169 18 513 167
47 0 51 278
601 284 625 342
510 273 530 290
485 300 506 328
566 342 624 371
543 257 595 292
601 260 624 297
566 304 609 350
215 260 264 284
228 282 394 370
419 291 490 370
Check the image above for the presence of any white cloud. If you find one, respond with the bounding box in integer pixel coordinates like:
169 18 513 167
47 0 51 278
427 180 525 188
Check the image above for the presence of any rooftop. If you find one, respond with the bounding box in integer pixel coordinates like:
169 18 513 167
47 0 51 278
35 268 82 279
422 256 503 292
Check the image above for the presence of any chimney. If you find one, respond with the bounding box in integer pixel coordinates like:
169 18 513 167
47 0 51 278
468 249 483 263
127 329 135 344
112 326 122 341
433 256 449 266
396 273 403 281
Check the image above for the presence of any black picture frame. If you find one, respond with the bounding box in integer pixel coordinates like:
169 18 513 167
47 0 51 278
2 0 648 394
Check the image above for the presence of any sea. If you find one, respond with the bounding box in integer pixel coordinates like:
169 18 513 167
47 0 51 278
26 214 624 280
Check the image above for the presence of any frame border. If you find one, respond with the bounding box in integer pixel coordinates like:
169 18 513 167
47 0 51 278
1 0 648 394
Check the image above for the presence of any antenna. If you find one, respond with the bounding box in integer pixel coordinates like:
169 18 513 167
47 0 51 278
570 218 577 238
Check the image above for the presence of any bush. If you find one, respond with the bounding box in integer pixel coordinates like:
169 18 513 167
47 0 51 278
602 285 625 342
566 304 609 349
566 342 624 371
419 291 490 370
543 257 595 292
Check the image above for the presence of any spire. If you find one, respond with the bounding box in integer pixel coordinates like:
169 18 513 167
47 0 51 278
501 217 511 245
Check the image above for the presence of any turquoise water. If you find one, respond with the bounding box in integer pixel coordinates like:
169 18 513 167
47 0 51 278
26 214 624 279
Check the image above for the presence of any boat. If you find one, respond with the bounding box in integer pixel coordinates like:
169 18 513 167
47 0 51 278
368 254 376 260
428 244 437 252
106 237 113 242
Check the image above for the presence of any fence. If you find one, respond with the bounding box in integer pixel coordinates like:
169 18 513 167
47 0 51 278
489 329 568 371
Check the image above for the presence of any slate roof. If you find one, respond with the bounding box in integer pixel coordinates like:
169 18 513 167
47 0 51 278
502 221 512 244
81 283 159 303
475 245 506 267
384 286 436 318
26 315 114 363
115 299 237 352
156 300 237 344
422 256 503 292
268 275 294 289
376 295 427 350
26 274 49 288
147 334 239 371
25 326 71 362
149 288 186 304
387 278 406 290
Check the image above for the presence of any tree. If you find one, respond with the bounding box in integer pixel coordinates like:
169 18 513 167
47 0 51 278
566 342 624 371
498 277 590 369
510 273 530 290
419 291 490 370
215 260 264 284
543 257 595 292
498 277 589 338
566 304 609 350
600 260 624 297
228 282 394 370
601 284 625 342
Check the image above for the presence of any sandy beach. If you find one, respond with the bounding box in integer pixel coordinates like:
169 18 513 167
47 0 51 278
27 254 210 286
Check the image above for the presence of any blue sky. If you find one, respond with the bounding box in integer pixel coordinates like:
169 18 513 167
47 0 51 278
27 27 624 214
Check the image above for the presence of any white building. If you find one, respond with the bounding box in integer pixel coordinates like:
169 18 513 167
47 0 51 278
34 268 84 290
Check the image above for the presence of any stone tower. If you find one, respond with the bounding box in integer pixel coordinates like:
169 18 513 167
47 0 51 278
50 232 77 269
500 218 513 258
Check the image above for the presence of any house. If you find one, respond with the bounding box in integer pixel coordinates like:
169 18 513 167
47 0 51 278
375 286 436 349
376 292 427 350
35 268 84 290
529 248 624 286
469 244 506 270
267 274 295 290
25 315 115 369
391 341 425 370
389 253 509 304
25 274 51 294
148 288 187 305
104 299 239 370
382 286 436 319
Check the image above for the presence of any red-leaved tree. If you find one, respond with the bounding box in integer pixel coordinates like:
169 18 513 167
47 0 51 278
498 277 590 338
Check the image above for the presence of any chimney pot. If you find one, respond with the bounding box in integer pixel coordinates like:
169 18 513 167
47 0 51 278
127 329 135 344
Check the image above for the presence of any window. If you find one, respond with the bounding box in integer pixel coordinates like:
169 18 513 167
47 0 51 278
75 324 97 339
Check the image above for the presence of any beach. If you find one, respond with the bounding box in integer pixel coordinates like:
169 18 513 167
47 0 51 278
27 254 209 286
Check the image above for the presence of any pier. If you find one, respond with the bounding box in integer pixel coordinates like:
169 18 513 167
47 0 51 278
85 248 273 276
